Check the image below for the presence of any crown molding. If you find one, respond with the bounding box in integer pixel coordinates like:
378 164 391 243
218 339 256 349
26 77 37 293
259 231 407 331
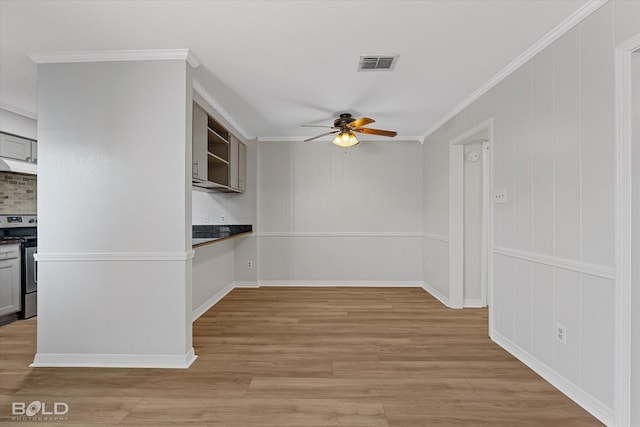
0 101 37 120
192 79 254 141
28 49 201 68
257 135 423 143
421 0 608 141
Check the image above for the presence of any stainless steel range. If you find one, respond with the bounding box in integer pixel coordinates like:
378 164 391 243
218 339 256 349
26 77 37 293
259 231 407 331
0 215 37 325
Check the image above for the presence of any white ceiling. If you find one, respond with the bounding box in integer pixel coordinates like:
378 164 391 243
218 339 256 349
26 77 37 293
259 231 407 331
0 0 589 141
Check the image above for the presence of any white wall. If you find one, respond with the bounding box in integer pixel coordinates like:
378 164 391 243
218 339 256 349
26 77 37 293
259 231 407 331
191 139 257 226
190 90 258 292
423 131 450 300
422 2 640 424
0 107 37 140
258 139 423 285
34 58 195 368
192 238 235 319
191 143 258 284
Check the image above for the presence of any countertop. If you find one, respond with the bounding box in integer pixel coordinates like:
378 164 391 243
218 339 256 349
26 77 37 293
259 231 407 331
192 224 253 248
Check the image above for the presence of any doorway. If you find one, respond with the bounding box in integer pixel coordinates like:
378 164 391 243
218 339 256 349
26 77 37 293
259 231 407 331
449 118 493 309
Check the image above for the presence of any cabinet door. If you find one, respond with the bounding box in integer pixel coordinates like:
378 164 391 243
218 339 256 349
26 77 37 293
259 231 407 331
238 142 247 192
0 246 21 316
0 133 32 162
192 104 208 181
229 135 239 190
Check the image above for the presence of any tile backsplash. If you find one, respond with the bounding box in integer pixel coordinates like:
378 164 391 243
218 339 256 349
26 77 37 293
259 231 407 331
0 173 37 214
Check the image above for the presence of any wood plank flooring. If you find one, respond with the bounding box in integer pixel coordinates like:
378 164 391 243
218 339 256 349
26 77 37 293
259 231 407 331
0 287 602 426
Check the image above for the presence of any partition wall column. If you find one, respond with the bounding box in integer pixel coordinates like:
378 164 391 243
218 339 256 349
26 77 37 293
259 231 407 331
31 51 197 368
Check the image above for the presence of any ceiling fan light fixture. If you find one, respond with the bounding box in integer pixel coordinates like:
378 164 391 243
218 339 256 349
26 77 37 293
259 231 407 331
333 131 359 148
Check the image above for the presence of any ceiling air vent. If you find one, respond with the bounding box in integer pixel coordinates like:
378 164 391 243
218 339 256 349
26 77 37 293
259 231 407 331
358 55 398 71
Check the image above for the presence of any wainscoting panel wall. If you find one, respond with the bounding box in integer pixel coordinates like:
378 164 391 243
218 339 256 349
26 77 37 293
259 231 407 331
192 238 235 319
258 140 423 284
421 2 638 423
258 235 422 283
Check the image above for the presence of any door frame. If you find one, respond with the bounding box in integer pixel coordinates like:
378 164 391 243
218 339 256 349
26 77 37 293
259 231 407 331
448 118 493 309
614 32 640 427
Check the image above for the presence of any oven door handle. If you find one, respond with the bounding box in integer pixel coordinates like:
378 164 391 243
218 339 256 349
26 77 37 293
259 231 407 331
34 250 38 284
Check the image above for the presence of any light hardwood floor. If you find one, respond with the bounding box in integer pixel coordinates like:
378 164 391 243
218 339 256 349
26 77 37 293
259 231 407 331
1 287 602 426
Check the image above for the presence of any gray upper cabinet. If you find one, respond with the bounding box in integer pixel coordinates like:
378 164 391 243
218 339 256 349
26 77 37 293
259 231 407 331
0 133 36 163
229 135 239 190
191 102 246 193
192 104 208 182
228 135 247 193
238 141 246 192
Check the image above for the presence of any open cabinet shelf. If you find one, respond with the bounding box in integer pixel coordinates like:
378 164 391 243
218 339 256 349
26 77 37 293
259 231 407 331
192 102 246 193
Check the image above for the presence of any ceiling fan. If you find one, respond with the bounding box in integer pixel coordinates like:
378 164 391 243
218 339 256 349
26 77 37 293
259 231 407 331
302 113 398 148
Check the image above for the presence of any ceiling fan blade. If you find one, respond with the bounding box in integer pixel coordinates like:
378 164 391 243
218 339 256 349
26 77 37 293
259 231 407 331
304 130 339 142
354 128 398 137
348 117 375 129
301 124 337 128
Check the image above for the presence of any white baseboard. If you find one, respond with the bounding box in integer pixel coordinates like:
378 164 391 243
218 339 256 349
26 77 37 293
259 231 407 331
258 280 423 287
463 298 485 308
234 281 259 288
31 348 197 369
490 331 614 426
192 282 235 321
422 282 452 307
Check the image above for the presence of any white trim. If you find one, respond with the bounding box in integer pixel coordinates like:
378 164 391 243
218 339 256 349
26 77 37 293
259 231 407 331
421 282 451 308
192 282 235 321
423 232 449 242
491 331 614 426
613 32 640 427
234 281 260 288
449 141 464 309
258 280 423 287
0 102 37 120
464 299 485 308
257 231 423 238
480 140 491 308
34 251 196 262
449 120 493 146
492 247 616 280
449 118 494 310
31 348 197 369
192 79 253 141
28 49 200 68
422 0 607 140
257 135 423 143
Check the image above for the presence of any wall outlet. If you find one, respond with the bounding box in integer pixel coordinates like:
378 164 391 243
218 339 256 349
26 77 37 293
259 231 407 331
220 215 225 223
204 215 209 223
425 262 431 272
555 323 567 345
493 189 508 204
246 260 253 269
